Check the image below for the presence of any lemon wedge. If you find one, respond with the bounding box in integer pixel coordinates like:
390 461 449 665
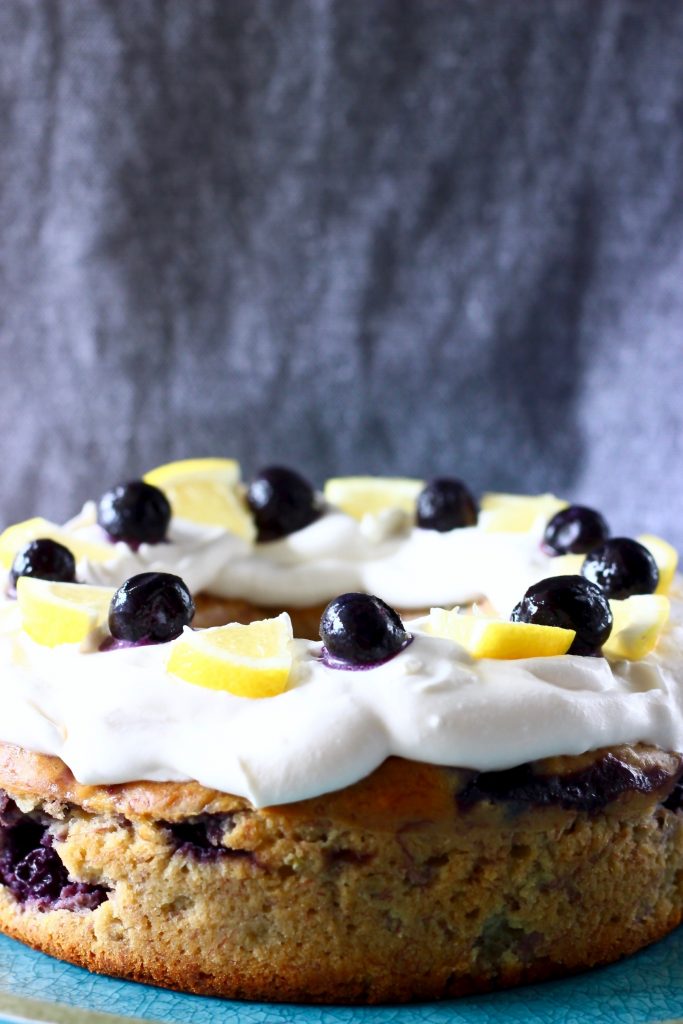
603 594 670 661
479 493 568 533
166 613 293 698
323 476 424 521
16 577 114 647
425 607 575 659
545 553 585 577
0 517 114 570
637 534 678 595
143 458 255 541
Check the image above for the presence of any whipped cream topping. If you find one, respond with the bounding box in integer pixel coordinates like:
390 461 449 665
0 589 681 808
64 502 246 597
60 502 557 615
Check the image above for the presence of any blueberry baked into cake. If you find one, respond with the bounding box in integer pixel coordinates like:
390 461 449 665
0 460 681 1003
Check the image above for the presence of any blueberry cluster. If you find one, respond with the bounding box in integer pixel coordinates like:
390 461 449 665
515 506 661 656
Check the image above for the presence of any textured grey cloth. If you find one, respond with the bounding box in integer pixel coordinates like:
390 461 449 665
0 0 682 547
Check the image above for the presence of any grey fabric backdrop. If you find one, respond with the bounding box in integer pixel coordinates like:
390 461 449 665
0 0 681 546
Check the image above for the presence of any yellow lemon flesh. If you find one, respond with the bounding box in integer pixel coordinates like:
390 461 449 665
426 607 575 659
603 594 670 661
0 517 114 570
324 476 424 520
143 458 255 541
479 493 568 533
16 577 114 648
637 534 679 595
166 613 293 698
545 553 585 577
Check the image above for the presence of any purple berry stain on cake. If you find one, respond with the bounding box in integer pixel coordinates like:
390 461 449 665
164 814 253 863
458 752 682 813
0 792 108 911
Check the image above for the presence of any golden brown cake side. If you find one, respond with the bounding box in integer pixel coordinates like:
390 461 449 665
0 742 681 1002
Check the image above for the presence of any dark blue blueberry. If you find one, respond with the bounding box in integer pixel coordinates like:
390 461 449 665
416 477 477 532
247 466 321 542
108 572 194 644
510 575 613 656
97 480 171 546
320 593 410 667
10 538 76 587
542 505 610 556
581 537 659 599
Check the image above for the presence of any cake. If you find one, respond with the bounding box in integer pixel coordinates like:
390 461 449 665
0 460 680 1003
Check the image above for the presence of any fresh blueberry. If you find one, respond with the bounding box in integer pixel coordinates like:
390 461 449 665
10 539 76 587
108 572 194 644
97 481 171 547
581 537 659 599
247 466 321 542
510 575 613 656
416 478 477 532
543 505 610 555
320 593 411 667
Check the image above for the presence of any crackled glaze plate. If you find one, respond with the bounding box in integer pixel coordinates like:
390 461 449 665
0 929 682 1024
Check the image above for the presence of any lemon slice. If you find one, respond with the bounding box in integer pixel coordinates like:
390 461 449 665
143 458 255 541
479 493 568 533
0 517 114 570
637 534 678 595
166 613 293 698
324 476 424 520
426 607 575 659
16 577 114 647
545 553 585 576
603 594 670 661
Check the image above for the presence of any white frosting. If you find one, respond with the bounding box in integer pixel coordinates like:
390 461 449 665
0 591 681 808
58 502 558 615
65 502 248 597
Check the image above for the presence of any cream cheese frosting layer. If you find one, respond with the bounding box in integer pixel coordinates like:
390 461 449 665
63 503 555 615
0 591 681 808
65 502 247 598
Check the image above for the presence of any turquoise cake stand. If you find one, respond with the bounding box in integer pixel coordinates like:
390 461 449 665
0 927 682 1024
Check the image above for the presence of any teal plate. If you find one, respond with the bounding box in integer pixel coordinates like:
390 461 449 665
0 928 682 1024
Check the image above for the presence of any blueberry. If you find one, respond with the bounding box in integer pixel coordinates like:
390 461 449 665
320 593 410 667
581 537 659 599
109 572 194 644
416 478 477 532
510 575 613 656
10 539 76 587
543 505 610 555
97 481 171 546
247 466 321 542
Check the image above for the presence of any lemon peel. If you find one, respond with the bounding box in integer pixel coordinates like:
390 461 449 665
603 594 670 661
425 607 575 660
478 493 568 534
143 458 255 541
324 477 424 521
16 577 114 648
166 613 293 698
